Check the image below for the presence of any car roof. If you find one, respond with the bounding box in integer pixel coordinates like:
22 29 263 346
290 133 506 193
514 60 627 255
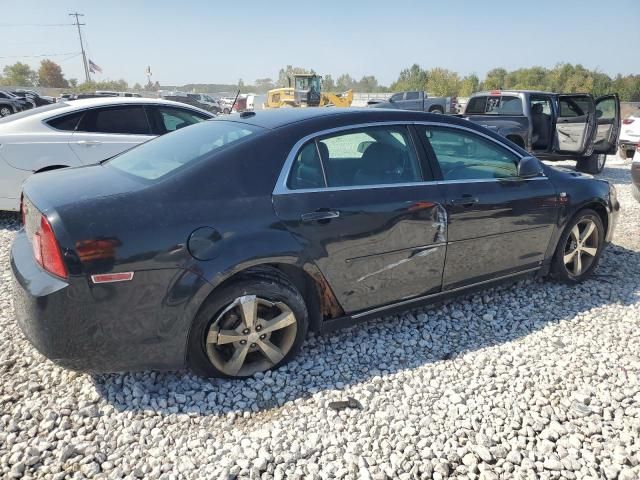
471 90 559 96
222 107 469 130
65 96 195 108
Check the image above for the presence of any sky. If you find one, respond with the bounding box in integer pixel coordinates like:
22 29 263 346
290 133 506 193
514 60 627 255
1 0 638 87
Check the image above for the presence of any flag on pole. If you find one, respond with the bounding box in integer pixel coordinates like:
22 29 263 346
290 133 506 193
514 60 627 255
88 60 102 74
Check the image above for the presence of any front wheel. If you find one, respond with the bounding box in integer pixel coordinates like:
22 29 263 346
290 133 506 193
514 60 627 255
551 209 604 283
576 153 606 174
188 270 308 378
0 106 13 117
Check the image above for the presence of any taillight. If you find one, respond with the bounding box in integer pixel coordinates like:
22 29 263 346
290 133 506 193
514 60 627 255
623 118 635 125
32 215 67 278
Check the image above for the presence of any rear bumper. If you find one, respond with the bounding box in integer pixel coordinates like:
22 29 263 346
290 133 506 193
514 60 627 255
11 230 189 373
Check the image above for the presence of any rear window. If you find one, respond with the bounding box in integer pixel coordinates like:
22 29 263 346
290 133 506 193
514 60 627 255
465 96 487 114
106 120 262 180
0 102 68 124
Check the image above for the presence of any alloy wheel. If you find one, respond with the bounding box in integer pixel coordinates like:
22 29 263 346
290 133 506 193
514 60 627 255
0 107 11 117
205 295 297 377
563 219 599 276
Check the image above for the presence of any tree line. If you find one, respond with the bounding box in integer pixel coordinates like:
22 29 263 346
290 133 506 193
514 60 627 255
1 60 639 101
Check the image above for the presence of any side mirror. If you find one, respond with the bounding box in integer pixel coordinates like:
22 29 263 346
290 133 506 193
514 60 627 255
518 156 544 178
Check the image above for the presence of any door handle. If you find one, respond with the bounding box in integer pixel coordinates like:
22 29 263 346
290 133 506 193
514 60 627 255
449 196 479 207
76 140 102 146
300 210 340 222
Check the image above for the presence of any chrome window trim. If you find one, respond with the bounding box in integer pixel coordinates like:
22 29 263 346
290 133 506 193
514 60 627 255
272 120 546 195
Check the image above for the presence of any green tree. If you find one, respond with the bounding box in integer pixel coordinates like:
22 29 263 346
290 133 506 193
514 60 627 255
390 64 428 91
38 59 68 88
68 78 78 88
336 73 355 91
459 74 480 96
425 68 460 96
322 74 335 91
482 68 508 90
277 65 311 87
2 62 37 86
132 82 142 90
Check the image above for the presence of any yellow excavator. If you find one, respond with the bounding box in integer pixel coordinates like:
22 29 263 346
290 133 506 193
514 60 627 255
264 73 353 108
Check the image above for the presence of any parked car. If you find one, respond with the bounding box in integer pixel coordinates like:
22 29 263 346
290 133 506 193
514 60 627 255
11 89 55 107
95 90 142 98
369 91 457 114
0 90 32 114
187 93 223 113
11 108 619 377
462 90 621 174
0 97 213 211
632 145 640 202
619 112 640 159
163 95 219 114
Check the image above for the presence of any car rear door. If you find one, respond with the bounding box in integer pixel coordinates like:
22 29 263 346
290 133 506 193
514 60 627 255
553 94 596 155
416 124 558 290
69 105 155 165
272 124 448 314
591 94 620 155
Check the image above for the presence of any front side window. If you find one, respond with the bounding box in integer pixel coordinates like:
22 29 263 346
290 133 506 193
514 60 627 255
107 120 261 181
558 96 592 117
155 106 209 133
78 106 150 135
422 126 519 180
390 93 404 102
288 126 422 189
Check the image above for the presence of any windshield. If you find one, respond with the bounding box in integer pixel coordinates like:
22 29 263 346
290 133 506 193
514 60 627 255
107 120 263 180
0 102 68 124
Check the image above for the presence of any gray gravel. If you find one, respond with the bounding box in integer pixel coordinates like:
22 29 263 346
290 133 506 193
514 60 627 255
1 156 639 480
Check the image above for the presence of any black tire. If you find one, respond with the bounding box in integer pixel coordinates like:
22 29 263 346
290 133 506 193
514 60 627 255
0 105 13 117
551 209 605 283
576 153 606 174
223 108 230 114
429 106 444 114
626 149 635 160
187 269 308 378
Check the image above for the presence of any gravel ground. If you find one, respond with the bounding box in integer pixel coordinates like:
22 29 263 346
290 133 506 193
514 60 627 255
1 156 639 480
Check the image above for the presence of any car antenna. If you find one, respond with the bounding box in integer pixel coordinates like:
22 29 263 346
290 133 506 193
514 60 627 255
230 89 240 113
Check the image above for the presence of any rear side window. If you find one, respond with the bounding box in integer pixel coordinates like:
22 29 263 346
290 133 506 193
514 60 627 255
47 111 84 131
78 106 151 134
405 92 420 100
288 126 423 189
107 120 261 180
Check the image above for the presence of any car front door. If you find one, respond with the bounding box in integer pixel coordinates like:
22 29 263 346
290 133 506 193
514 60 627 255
272 124 447 313
69 105 155 165
591 94 621 155
553 94 596 155
417 124 558 290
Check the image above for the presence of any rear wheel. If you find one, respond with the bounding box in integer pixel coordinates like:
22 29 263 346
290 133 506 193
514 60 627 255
0 106 13 117
576 153 606 174
551 209 604 283
429 106 444 114
188 270 308 378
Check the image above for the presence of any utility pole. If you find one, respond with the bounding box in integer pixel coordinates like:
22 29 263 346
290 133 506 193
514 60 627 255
69 12 90 83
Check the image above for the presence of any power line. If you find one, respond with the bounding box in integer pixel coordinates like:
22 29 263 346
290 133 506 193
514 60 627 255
0 23 75 27
0 52 79 59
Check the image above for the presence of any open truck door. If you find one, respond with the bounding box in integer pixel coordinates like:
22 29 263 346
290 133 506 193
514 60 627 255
591 94 620 155
553 94 596 155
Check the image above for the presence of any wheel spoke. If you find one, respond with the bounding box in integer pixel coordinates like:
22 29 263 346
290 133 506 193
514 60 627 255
571 225 580 244
564 249 577 265
215 329 246 345
574 252 583 275
581 222 595 244
226 343 250 375
582 246 598 257
257 339 285 365
260 310 296 334
238 295 258 329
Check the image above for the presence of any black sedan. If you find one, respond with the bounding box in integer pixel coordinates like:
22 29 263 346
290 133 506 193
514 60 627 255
11 108 620 378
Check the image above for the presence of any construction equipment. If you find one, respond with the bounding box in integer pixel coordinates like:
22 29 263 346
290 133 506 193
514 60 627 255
264 73 353 108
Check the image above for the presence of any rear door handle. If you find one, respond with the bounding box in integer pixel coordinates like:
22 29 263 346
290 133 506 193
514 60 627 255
449 196 479 207
300 210 340 222
76 140 102 146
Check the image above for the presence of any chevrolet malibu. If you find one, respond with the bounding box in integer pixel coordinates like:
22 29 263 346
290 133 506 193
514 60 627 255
11 109 619 378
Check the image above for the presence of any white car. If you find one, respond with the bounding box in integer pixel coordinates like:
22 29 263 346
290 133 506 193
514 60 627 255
0 97 213 211
619 112 640 159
